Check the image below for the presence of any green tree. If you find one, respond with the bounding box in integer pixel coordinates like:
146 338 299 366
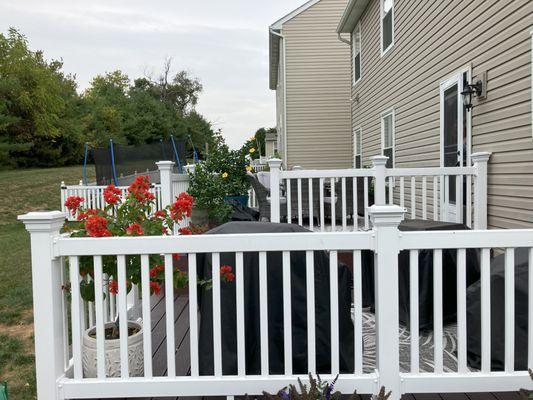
81 71 131 147
0 28 84 167
241 127 276 159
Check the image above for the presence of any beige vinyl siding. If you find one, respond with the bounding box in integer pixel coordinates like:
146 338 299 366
350 0 532 229
282 0 352 169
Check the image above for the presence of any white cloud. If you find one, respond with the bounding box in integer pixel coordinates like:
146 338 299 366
0 0 305 148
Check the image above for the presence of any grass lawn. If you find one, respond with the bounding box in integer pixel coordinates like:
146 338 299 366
0 165 94 400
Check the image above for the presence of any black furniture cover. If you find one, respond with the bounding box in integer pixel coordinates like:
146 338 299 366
362 219 480 330
467 247 530 371
196 222 354 375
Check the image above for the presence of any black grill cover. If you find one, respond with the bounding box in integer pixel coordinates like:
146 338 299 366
196 222 355 375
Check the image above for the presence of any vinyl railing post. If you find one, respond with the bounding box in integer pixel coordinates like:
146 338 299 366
156 161 175 208
372 156 389 206
471 152 491 230
60 181 67 215
184 163 196 175
18 211 67 400
369 205 405 400
268 158 283 223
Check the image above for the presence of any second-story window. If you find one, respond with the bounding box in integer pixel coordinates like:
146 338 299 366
381 0 394 55
352 22 361 85
381 109 395 168
353 127 362 168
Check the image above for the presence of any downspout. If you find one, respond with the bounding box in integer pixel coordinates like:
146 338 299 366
270 28 288 168
337 32 351 46
337 32 353 167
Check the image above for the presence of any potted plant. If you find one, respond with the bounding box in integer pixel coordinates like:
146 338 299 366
63 176 234 378
187 144 251 226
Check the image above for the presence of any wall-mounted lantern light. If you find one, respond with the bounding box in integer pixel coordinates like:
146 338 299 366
461 81 483 111
461 72 486 111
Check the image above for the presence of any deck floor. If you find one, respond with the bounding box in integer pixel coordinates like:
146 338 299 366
98 293 522 400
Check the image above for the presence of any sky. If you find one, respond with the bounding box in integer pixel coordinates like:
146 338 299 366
0 0 304 148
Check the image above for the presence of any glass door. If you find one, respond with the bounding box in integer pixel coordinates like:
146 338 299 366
440 70 470 222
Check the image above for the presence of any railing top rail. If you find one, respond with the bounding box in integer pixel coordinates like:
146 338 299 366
278 165 477 180
400 229 533 250
62 184 161 190
62 185 129 190
171 173 190 182
279 169 375 179
386 166 477 177
54 231 374 257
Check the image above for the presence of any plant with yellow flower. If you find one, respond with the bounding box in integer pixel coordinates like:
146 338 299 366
222 172 229 178
249 147 256 154
245 166 253 172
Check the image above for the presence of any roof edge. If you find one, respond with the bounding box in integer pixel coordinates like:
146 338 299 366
337 0 370 33
270 0 322 30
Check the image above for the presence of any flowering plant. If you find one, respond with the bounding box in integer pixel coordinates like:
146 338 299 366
187 144 250 223
64 175 234 303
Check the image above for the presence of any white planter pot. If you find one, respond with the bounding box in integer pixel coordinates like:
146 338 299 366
82 321 144 378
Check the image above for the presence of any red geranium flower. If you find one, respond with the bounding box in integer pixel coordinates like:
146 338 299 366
108 280 118 295
150 281 162 296
172 253 182 261
149 264 165 278
65 196 84 216
126 223 143 236
85 216 111 237
155 210 167 218
77 208 99 221
128 176 154 203
103 184 122 205
178 227 192 235
220 265 235 282
170 193 194 222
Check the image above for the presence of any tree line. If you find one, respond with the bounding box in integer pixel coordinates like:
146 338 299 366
0 28 219 168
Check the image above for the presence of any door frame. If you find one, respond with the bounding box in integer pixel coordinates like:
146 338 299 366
439 65 472 222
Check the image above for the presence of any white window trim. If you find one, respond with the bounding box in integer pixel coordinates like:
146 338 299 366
380 108 395 168
380 0 395 57
352 22 362 86
353 127 362 168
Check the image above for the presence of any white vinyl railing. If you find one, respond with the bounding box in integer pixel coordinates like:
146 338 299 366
269 153 491 231
61 162 190 221
18 205 533 399
60 183 163 220
62 162 261 221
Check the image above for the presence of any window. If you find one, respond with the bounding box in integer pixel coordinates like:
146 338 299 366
352 23 361 85
353 127 362 168
381 110 394 168
380 0 394 55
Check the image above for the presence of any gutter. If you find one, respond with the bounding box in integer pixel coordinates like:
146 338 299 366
270 28 288 167
337 32 351 46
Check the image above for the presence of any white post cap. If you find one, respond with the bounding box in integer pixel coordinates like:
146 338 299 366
268 158 282 168
183 164 196 174
470 152 491 163
368 205 405 226
156 161 175 170
371 155 389 166
18 211 66 233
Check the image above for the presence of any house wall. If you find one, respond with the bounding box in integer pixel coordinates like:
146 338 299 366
281 0 352 169
350 0 533 229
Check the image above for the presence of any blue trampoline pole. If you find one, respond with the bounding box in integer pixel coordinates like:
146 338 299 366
188 135 199 163
109 139 119 186
82 143 89 185
170 135 182 173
